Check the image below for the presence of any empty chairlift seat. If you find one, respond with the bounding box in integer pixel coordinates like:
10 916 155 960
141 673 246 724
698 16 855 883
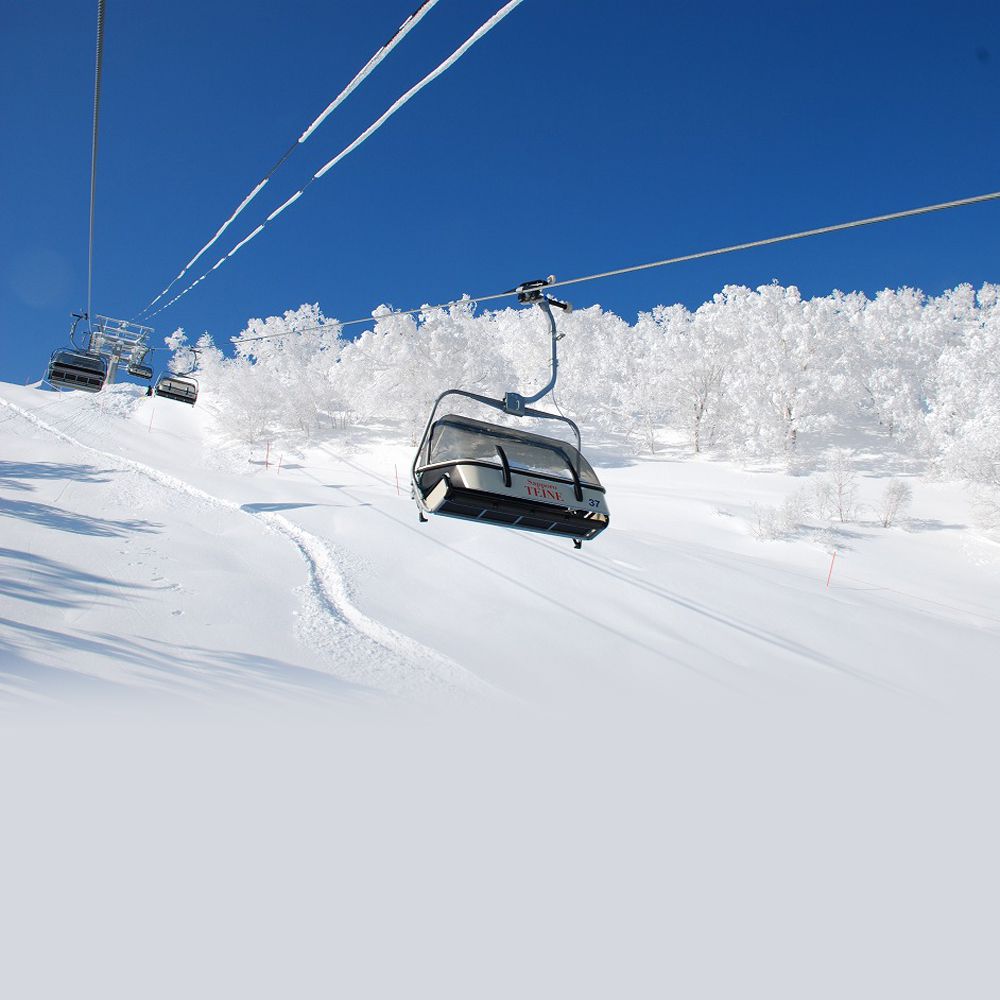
46 350 108 393
154 373 198 405
127 360 153 380
413 414 610 542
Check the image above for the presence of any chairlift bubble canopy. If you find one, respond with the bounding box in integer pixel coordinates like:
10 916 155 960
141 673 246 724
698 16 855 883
424 414 602 488
46 349 108 393
412 393 610 545
154 372 198 405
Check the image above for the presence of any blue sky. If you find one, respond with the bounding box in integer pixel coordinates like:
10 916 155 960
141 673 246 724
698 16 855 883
2 0 998 384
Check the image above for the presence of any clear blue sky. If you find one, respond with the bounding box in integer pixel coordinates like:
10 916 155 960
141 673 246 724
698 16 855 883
2 0 998 384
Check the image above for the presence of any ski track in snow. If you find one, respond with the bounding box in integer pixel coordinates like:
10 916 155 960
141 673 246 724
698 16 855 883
0 395 497 702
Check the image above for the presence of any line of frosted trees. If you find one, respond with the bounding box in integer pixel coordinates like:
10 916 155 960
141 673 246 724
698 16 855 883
171 281 1000 506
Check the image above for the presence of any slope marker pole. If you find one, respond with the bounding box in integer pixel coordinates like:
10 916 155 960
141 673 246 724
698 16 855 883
826 551 837 588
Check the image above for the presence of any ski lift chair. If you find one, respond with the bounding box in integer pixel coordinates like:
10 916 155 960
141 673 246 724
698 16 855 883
413 401 609 545
46 313 108 392
411 279 609 548
127 357 153 380
154 348 199 405
46 349 108 393
154 372 198 405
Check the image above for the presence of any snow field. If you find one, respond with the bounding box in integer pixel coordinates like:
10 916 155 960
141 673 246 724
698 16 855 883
2 380 1000 998
0 387 489 705
5 378 1000 713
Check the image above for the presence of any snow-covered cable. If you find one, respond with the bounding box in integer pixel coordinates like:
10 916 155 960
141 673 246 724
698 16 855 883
134 0 441 319
145 0 525 321
298 0 441 144
229 188 1000 345
314 0 524 181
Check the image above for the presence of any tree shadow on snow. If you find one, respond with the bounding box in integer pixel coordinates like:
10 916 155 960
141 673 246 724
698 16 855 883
0 460 116 493
0 643 154 708
240 502 320 513
0 547 162 610
0 618 378 709
0 497 160 537
902 518 968 533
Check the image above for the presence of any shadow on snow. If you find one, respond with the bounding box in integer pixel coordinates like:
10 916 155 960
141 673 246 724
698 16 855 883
0 497 160 537
0 617 378 708
0 460 116 493
0 547 163 610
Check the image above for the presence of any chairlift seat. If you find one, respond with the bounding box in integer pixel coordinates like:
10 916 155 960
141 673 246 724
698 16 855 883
47 350 108 393
154 373 198 405
413 414 609 542
127 362 153 380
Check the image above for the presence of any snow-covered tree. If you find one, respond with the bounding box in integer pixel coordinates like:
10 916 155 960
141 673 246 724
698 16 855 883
927 284 1000 505
711 284 841 461
186 280 1000 515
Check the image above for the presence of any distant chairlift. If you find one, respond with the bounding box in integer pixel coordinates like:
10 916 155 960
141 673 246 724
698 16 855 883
154 348 199 405
126 352 153 381
46 314 108 393
411 278 610 549
91 316 154 383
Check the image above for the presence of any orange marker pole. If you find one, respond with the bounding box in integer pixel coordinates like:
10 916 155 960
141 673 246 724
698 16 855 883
826 551 837 588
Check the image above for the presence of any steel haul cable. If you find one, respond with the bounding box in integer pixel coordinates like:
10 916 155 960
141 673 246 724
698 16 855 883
135 0 442 319
145 0 526 321
228 188 1000 346
546 190 1000 293
87 0 106 329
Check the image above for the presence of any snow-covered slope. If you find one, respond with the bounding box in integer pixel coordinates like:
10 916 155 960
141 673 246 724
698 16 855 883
4 380 1000 1000
2 380 998 710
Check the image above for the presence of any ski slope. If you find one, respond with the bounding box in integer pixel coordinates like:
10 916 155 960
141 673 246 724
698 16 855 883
2 379 998 711
3 379 1000 1000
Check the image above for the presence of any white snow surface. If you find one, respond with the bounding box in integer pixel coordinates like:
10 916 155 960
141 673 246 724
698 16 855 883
3 380 1000 999
2 379 998 710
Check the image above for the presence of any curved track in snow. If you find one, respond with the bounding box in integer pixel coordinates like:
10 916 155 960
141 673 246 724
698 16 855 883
0 395 496 702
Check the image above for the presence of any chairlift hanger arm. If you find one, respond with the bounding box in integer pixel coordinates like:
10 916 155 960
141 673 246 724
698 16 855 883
502 277 573 416
68 313 87 350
